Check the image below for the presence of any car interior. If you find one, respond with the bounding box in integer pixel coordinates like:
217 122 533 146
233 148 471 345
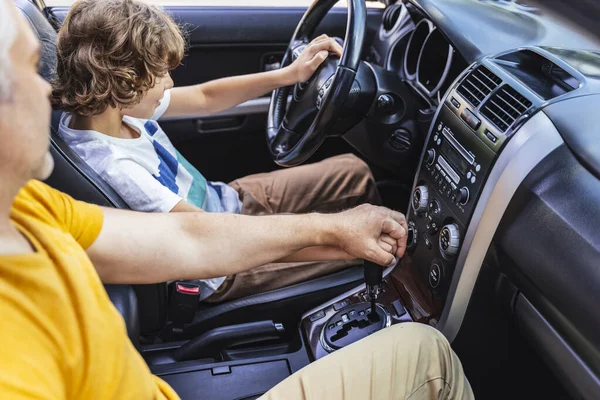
15 0 600 398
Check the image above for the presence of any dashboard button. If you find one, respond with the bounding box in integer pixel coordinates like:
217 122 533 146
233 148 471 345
450 97 461 109
429 263 443 289
485 129 498 143
471 176 476 184
460 108 481 130
475 164 481 172
424 237 432 249
309 310 326 322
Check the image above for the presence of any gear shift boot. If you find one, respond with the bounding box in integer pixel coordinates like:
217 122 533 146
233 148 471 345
321 302 390 351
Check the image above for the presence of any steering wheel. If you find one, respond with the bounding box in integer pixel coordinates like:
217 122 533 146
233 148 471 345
267 0 367 167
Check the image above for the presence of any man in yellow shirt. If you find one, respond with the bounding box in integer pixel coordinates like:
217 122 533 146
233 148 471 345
0 0 473 398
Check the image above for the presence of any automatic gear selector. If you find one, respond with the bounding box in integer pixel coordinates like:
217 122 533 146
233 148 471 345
320 302 390 351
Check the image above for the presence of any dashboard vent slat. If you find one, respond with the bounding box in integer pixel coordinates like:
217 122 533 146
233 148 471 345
382 4 403 31
457 66 501 107
481 85 532 132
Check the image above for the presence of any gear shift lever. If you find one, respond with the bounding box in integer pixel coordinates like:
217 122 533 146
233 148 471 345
364 261 383 315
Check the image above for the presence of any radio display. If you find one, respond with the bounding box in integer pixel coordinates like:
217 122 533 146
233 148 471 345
441 140 470 175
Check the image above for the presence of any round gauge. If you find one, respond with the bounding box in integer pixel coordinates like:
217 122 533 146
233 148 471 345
416 28 454 97
403 19 433 80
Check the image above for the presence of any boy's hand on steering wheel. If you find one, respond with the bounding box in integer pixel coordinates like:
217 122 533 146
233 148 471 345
286 34 343 84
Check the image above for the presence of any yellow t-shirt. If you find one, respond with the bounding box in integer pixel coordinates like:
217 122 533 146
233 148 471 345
0 180 179 399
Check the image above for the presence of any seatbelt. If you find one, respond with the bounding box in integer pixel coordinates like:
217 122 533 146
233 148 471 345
169 280 202 326
31 0 61 31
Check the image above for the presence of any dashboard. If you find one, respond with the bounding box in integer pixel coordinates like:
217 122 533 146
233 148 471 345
403 19 453 97
357 1 600 399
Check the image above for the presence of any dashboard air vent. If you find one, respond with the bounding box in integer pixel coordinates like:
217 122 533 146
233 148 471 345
481 85 533 132
456 66 502 107
383 4 403 31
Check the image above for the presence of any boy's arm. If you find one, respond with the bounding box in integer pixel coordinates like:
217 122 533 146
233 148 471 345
86 205 407 284
162 35 343 118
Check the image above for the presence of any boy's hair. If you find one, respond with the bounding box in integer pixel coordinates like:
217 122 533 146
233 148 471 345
52 0 185 116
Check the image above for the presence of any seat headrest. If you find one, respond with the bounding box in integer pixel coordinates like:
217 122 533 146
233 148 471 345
14 0 58 83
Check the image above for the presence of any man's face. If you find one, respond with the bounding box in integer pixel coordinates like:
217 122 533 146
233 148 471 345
123 73 174 119
0 8 53 182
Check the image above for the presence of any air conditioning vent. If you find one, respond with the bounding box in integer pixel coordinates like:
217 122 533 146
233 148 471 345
383 4 403 31
481 85 533 132
456 66 502 107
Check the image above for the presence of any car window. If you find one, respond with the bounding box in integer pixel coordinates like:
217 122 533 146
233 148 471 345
45 0 384 8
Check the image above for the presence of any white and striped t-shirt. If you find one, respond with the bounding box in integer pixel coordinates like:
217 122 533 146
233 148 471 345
58 90 239 299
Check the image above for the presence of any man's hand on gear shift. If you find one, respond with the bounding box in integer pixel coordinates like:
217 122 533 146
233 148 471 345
329 204 408 267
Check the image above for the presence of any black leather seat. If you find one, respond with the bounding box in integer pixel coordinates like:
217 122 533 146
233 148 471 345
16 0 364 344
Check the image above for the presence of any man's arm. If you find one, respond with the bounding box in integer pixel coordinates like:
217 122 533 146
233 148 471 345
86 205 407 284
169 200 398 263
162 35 343 118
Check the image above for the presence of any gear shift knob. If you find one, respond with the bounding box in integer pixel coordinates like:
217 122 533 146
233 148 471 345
364 261 383 315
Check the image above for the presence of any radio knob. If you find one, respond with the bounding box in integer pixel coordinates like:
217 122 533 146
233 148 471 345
439 223 460 259
412 186 429 214
456 187 470 205
425 149 436 166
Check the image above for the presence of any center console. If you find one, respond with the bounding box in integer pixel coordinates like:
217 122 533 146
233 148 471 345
408 100 496 297
301 47 576 358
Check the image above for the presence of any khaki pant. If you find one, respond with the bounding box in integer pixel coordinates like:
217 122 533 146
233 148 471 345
206 154 381 303
260 323 475 400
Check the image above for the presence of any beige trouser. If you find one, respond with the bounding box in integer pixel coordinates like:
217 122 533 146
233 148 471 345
260 323 475 400
205 154 381 303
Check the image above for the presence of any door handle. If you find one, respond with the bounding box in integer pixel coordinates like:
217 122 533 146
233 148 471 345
195 116 244 133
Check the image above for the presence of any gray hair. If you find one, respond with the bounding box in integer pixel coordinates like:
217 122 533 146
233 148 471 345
0 0 17 101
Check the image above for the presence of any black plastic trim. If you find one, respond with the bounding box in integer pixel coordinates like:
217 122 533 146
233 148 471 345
515 294 600 400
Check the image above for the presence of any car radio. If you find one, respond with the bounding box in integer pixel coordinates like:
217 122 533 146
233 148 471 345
415 105 496 222
407 103 496 294
425 122 481 207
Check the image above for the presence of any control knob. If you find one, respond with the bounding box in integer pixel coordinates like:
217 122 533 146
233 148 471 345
455 187 470 205
412 186 429 214
439 223 460 259
428 262 444 290
425 149 436 166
